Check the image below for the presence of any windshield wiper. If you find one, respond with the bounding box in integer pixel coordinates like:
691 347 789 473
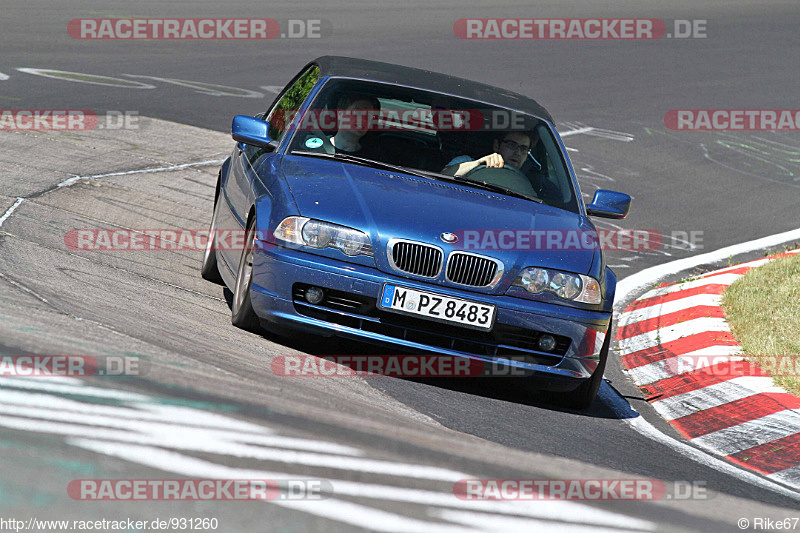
415 170 543 203
453 177 543 203
291 150 432 180
293 151 543 203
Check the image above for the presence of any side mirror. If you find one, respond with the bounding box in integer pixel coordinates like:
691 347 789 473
232 115 277 149
586 190 631 219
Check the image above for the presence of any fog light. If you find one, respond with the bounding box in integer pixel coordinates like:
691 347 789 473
538 334 557 352
305 286 325 305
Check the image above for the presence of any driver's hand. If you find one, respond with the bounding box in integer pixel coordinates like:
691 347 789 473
475 153 505 168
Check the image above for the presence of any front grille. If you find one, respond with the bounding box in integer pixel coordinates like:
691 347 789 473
389 240 443 278
446 252 501 287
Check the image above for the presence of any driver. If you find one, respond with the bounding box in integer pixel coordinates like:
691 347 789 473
330 93 382 159
442 131 537 177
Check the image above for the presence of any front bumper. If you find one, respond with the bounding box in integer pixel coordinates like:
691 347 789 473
249 245 611 389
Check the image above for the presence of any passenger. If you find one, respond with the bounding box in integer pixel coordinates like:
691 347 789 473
442 131 538 177
330 94 382 159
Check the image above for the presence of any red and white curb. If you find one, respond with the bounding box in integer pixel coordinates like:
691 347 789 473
616 249 800 489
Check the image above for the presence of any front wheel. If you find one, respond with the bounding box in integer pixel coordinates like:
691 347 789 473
231 214 261 332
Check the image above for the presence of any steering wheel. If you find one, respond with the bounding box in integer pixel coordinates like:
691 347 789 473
462 164 539 197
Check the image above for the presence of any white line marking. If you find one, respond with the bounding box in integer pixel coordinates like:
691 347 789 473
57 159 225 188
693 410 800 455
2 375 83 385
651 376 784 421
320 477 648 530
273 498 476 533
0 197 24 229
125 75 263 98
625 349 744 385
560 126 594 137
0 377 651 530
0 388 278 435
0 412 469 481
16 68 156 89
0 376 146 400
72 439 654 532
635 273 743 301
770 466 800 487
617 317 731 354
433 509 638 533
598 384 800 501
585 128 635 142
260 85 284 93
559 122 635 142
0 72 9 81
619 293 723 326
135 403 276 434
701 143 800 190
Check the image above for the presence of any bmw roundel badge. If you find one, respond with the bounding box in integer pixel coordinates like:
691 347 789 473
440 232 458 244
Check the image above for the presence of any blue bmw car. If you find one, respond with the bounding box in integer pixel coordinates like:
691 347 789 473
201 56 631 408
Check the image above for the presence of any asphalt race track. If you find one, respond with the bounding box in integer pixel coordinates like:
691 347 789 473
1 1 800 531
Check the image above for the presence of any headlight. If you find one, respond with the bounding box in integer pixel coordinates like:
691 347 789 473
302 220 334 248
513 267 601 304
275 216 373 257
519 267 549 293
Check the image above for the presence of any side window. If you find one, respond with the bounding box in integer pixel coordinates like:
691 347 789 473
536 125 578 212
266 66 320 144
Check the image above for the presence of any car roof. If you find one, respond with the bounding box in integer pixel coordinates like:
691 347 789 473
311 56 555 125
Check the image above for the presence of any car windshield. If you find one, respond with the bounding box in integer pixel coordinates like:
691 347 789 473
284 78 580 213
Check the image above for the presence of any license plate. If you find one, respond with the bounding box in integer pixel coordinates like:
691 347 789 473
379 284 496 331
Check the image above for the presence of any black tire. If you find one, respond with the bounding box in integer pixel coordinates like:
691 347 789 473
201 182 224 284
231 214 261 332
548 319 612 410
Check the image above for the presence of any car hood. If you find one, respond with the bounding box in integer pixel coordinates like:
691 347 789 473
280 155 598 285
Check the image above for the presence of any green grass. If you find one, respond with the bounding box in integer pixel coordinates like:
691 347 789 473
722 254 800 395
